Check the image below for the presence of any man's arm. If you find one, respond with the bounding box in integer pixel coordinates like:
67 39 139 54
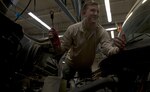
99 28 121 56
100 30 126 56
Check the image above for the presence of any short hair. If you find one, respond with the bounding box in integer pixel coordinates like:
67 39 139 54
81 1 99 11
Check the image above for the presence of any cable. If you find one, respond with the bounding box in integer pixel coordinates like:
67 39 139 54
14 0 32 21
34 0 36 11
50 10 54 27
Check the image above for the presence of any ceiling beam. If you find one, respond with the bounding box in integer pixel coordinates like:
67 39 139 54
54 0 77 23
72 0 81 21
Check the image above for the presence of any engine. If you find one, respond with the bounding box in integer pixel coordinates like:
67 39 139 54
0 12 59 92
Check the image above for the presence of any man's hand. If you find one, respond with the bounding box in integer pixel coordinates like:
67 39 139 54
48 31 54 39
114 37 126 50
48 28 61 54
114 31 126 51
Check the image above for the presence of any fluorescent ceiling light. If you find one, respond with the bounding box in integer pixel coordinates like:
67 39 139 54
59 35 63 38
110 31 114 38
106 27 116 38
106 27 117 31
28 12 51 30
104 0 112 22
142 0 147 4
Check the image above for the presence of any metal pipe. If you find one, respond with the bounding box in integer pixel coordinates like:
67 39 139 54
54 0 77 23
70 76 118 92
72 0 81 21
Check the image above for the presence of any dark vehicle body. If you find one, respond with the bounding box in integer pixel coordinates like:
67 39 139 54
121 0 150 50
99 0 150 91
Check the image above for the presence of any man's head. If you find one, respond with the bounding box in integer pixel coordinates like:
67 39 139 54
81 1 100 24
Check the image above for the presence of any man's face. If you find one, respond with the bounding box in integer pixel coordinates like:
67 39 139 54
83 5 99 24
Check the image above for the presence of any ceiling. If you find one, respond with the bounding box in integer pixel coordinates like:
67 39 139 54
3 0 137 39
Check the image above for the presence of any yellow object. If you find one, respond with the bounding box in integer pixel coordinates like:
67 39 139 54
59 79 67 92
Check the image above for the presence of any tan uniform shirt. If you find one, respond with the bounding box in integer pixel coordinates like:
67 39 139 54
61 20 119 69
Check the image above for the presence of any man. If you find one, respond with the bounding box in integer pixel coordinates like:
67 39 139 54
59 1 125 91
61 0 124 79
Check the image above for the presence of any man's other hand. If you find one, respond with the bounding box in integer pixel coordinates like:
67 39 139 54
114 36 126 51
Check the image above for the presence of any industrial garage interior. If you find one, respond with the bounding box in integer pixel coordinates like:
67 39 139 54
3 0 137 39
1 0 150 92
